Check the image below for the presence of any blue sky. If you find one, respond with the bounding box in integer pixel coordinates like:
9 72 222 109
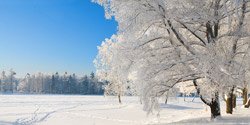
0 0 117 77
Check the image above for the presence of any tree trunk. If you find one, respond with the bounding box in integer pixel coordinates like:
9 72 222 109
243 87 248 105
226 96 233 114
118 94 122 104
165 95 168 104
193 80 221 119
164 91 169 104
210 92 221 119
233 94 236 108
245 99 250 108
226 86 235 114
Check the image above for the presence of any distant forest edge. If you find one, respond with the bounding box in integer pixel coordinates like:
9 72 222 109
0 70 104 95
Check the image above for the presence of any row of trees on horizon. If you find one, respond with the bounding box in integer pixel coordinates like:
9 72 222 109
0 70 104 95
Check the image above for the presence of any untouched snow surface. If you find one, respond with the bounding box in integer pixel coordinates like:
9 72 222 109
0 95 249 125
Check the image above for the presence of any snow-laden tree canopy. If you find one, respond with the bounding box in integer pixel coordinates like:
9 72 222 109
94 35 137 98
94 0 250 118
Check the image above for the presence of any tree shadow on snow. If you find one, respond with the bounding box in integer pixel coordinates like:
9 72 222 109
160 104 202 110
167 116 250 125
0 121 14 125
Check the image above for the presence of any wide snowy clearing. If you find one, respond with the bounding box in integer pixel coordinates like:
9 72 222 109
0 95 249 125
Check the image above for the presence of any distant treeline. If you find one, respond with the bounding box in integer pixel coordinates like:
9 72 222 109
0 70 104 95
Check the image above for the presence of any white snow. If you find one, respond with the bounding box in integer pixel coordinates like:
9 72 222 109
0 95 249 125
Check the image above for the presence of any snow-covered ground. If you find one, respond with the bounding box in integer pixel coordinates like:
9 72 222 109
0 95 249 125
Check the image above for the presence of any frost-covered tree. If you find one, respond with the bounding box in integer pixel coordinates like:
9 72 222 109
0 70 17 93
94 0 250 119
17 73 31 93
78 75 89 94
62 72 70 94
0 71 7 93
4 69 17 93
94 35 125 103
69 74 77 94
53 72 63 94
94 35 136 103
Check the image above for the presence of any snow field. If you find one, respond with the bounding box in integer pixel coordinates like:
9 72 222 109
0 95 249 125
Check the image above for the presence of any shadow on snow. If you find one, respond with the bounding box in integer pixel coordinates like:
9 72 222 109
160 104 202 110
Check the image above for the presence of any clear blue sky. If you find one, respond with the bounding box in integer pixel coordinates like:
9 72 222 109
0 0 117 77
